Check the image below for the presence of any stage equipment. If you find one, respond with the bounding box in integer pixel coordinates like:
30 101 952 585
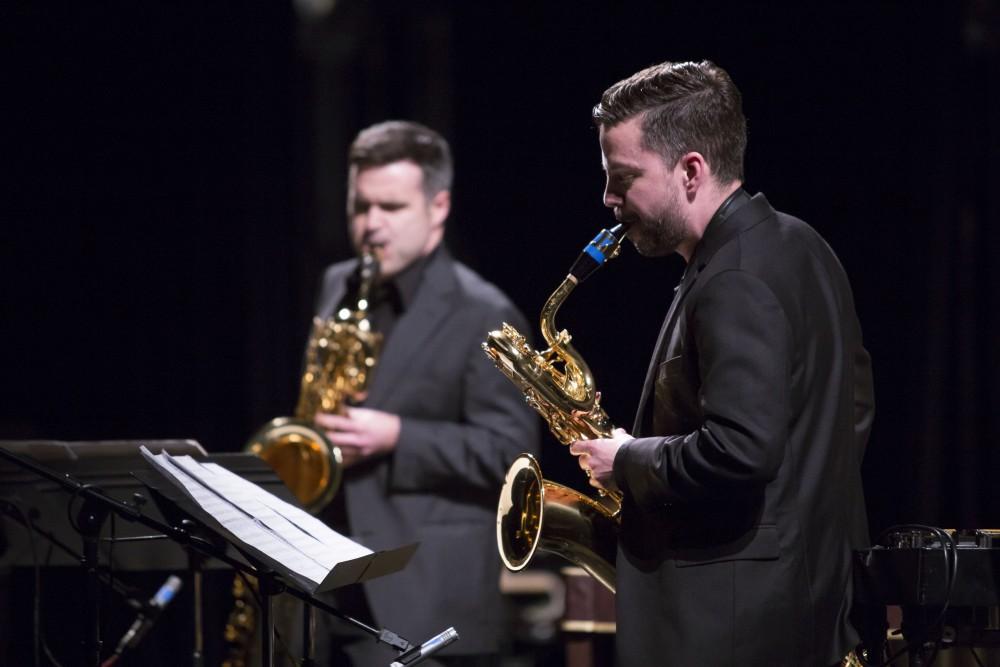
855 526 1000 667
0 442 443 667
484 225 626 594
0 440 297 666
107 575 183 664
245 246 382 513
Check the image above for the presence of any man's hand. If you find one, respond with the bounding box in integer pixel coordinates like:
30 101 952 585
569 428 632 491
315 407 401 468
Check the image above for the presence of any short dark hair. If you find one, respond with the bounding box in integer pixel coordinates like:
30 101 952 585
348 120 453 198
592 60 746 184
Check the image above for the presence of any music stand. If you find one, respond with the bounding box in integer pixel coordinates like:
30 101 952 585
0 439 301 665
0 442 458 667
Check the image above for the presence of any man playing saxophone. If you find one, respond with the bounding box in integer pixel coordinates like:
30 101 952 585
568 61 875 666
311 120 539 666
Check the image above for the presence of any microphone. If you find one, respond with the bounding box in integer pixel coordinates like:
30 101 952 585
111 575 183 658
389 627 459 667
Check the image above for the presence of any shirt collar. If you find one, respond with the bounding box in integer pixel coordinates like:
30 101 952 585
383 243 441 311
686 187 753 272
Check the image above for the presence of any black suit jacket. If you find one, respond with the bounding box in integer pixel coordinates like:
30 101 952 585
314 247 539 657
613 193 875 666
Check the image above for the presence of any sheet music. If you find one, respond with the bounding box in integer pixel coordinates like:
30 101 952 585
168 455 370 568
199 461 372 561
138 446 367 588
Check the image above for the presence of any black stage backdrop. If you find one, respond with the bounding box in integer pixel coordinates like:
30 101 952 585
2 0 998 663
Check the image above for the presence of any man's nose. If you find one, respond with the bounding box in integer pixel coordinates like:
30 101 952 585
363 206 386 231
603 185 621 209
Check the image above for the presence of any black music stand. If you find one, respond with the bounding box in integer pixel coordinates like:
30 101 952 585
0 439 297 665
0 442 458 667
0 440 223 665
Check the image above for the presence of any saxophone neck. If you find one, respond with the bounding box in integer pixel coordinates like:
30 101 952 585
540 223 625 346
538 275 577 350
538 275 595 410
295 248 384 421
536 224 627 410
354 247 381 313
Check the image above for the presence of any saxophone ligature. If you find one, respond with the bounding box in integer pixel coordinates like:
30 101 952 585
483 224 626 593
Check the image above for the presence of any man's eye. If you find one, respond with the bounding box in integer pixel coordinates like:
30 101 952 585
354 202 370 214
610 174 635 190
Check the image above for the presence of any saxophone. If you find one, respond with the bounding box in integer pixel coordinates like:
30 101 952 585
483 225 626 594
223 248 383 667
245 247 383 513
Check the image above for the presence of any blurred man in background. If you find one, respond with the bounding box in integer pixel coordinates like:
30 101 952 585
313 120 539 666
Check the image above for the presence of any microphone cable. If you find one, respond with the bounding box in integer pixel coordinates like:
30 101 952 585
0 497 67 667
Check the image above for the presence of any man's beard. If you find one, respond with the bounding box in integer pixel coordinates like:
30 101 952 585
626 193 687 257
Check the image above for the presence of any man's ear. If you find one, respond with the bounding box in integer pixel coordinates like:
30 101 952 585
678 151 709 192
429 189 451 227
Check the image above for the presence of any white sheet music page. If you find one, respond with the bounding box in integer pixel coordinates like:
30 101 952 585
166 455 334 570
138 446 329 587
199 461 372 561
168 455 371 568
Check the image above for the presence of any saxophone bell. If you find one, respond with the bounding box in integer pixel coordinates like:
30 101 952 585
497 453 617 593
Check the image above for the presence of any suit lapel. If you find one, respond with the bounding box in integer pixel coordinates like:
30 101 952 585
316 262 354 320
365 250 458 408
631 191 769 436
632 270 697 434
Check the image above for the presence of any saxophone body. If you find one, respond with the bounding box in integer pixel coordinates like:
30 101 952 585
483 225 625 594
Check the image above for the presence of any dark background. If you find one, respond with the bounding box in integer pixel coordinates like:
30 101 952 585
2 0 998 663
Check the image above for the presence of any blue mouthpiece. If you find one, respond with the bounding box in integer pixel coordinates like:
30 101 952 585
569 224 625 282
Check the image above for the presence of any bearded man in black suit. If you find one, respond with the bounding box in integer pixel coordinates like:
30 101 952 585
569 61 875 667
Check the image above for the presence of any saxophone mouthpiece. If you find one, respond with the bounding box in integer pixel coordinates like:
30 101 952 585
568 224 627 283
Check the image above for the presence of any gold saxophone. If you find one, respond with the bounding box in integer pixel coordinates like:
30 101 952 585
483 225 626 594
223 248 383 667
245 247 383 512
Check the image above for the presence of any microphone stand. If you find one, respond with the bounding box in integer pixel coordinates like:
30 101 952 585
77 494 112 666
187 546 206 667
301 603 316 667
0 445 433 667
